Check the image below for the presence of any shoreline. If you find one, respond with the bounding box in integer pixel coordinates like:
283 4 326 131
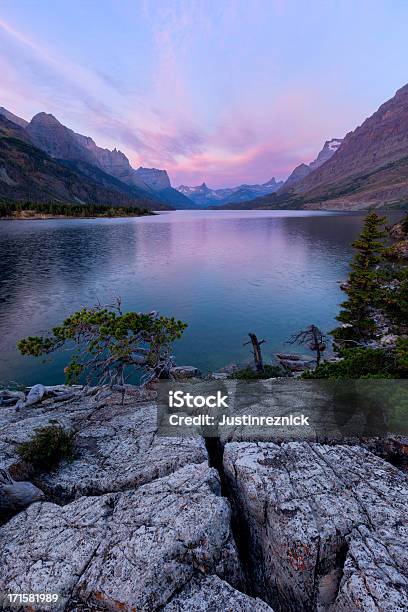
1 209 404 221
0 212 155 221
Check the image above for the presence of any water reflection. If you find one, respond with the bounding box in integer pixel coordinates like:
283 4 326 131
0 210 400 385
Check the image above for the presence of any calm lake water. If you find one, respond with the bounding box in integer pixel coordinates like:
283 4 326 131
0 210 400 386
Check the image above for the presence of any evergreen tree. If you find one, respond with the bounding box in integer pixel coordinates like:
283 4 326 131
332 212 387 344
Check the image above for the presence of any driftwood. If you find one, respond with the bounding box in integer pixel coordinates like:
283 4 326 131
278 358 315 372
0 469 44 516
276 352 304 361
0 390 25 407
276 352 316 373
51 392 76 403
5 384 85 408
25 383 46 406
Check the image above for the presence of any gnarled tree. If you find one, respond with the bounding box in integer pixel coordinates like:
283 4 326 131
18 300 187 391
288 324 327 366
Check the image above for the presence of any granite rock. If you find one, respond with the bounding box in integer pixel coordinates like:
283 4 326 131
0 392 207 501
223 441 408 611
163 575 273 611
0 463 242 611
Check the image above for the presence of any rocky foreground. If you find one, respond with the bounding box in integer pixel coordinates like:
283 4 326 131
0 386 408 611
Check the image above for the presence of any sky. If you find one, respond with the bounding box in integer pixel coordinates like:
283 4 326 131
1 1 408 188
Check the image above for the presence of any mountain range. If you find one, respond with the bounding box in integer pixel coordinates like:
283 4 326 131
2 82 408 212
0 114 164 210
176 137 347 208
177 177 283 207
219 84 408 211
0 107 284 211
0 108 193 210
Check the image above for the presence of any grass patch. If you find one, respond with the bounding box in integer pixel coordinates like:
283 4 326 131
230 364 286 379
17 425 76 471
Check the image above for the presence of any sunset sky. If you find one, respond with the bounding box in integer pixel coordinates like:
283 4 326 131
1 0 408 188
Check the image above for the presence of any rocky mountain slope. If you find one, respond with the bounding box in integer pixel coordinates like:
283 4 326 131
228 84 408 211
284 83 408 210
298 85 408 195
25 112 193 208
308 138 343 171
0 384 407 610
178 177 283 207
0 107 194 209
279 163 311 191
0 115 165 209
0 106 28 128
278 139 343 193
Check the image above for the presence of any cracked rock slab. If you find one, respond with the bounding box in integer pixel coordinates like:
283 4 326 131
223 441 408 612
333 523 408 611
40 402 207 501
0 463 242 611
163 575 274 611
0 393 95 473
0 394 207 500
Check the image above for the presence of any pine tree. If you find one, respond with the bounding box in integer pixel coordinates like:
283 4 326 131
332 212 387 344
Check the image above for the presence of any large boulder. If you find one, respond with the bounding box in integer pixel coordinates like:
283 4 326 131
0 463 243 611
223 441 408 611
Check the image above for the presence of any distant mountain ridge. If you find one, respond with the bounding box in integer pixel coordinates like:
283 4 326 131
280 163 311 191
23 112 193 208
218 83 408 211
4 82 408 213
309 138 343 171
278 138 343 192
292 84 408 208
204 138 343 210
0 114 164 209
177 177 283 207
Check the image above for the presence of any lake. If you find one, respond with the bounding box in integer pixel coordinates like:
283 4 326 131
0 210 398 386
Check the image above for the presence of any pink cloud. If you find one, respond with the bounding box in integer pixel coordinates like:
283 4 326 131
166 142 306 188
165 86 342 187
0 14 355 189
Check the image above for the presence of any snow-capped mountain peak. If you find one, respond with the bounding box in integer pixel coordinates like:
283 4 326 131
177 177 283 207
309 138 343 170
